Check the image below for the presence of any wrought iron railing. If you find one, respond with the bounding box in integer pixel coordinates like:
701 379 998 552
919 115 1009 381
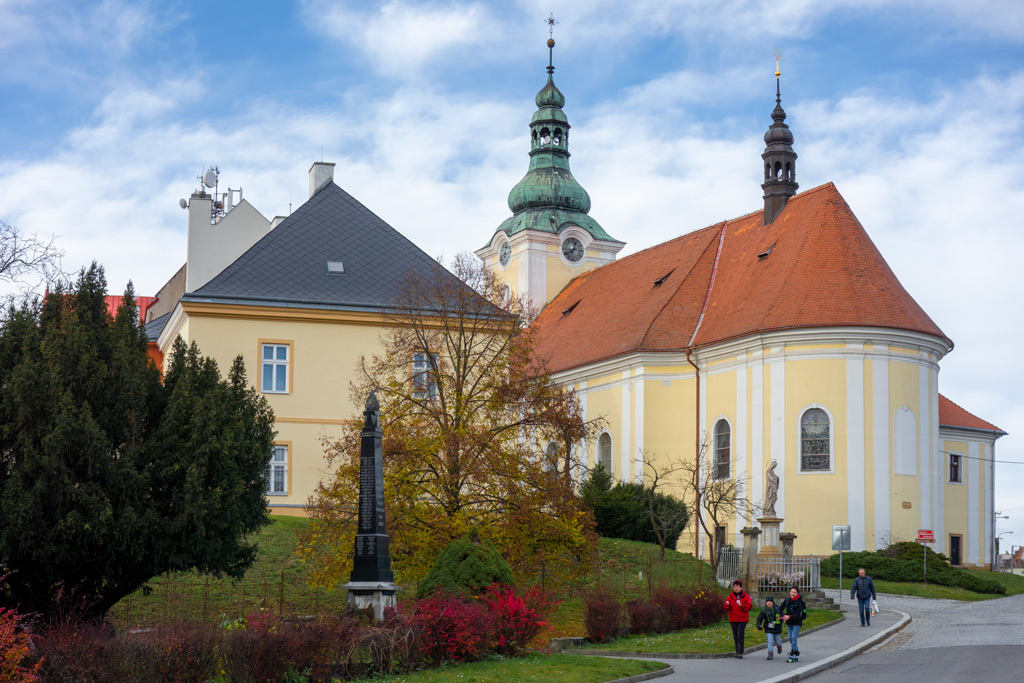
716 549 742 585
755 555 820 594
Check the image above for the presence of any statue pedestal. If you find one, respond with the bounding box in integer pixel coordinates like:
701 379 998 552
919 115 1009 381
758 517 783 557
343 581 399 622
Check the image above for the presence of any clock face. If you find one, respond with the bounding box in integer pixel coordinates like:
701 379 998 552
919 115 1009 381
499 241 511 267
562 237 584 263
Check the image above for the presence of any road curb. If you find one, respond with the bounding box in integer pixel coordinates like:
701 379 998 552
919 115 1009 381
603 664 675 683
757 609 912 683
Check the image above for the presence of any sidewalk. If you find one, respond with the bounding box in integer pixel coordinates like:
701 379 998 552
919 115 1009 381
608 604 909 683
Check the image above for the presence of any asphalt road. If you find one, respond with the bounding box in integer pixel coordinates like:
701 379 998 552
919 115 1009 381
807 591 1024 682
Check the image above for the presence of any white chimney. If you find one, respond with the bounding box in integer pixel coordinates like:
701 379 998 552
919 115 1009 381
309 161 335 198
270 215 287 229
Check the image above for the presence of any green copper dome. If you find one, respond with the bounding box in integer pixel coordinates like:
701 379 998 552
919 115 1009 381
490 53 619 244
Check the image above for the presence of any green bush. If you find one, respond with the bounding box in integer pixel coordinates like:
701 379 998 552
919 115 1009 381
820 550 1004 595
580 468 690 547
417 535 515 598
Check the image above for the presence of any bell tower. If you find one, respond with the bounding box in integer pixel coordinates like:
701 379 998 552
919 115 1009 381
762 51 798 225
476 17 623 310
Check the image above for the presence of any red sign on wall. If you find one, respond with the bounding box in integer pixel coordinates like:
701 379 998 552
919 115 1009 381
916 529 935 543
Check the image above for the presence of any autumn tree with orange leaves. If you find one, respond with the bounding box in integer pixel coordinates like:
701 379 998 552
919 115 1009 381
299 254 600 586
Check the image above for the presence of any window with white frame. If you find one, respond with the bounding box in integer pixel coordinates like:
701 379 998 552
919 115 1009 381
949 453 963 483
713 419 731 480
800 407 831 471
267 445 287 495
412 352 437 400
545 441 559 472
598 433 612 473
261 343 289 393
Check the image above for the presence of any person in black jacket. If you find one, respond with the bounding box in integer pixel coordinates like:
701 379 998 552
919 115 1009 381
755 597 784 660
779 586 807 661
850 567 877 626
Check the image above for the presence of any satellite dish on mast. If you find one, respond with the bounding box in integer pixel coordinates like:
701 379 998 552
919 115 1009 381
179 198 188 209
203 168 217 188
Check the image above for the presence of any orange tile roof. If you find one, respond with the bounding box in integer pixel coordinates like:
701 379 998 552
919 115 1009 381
532 183 950 373
938 394 1005 434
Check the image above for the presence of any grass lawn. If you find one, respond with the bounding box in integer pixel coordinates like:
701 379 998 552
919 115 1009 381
351 655 668 683
582 609 842 654
820 571 1024 601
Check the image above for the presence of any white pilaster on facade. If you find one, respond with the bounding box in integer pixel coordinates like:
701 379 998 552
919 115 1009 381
578 380 588 475
769 352 786 525
621 371 631 481
968 441 979 565
735 356 748 545
984 444 994 565
918 365 931 530
634 373 645 484
931 371 943 553
872 357 890 549
751 351 765 546
846 349 866 550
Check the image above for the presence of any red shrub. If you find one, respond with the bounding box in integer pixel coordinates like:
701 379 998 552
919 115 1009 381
626 598 660 635
583 589 622 643
651 586 691 632
688 587 724 628
0 608 42 683
412 591 493 665
480 584 554 655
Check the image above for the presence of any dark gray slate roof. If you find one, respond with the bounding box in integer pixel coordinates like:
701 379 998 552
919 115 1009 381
183 182 460 311
143 311 171 340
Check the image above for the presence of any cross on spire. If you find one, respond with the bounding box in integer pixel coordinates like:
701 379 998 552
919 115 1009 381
546 13 558 74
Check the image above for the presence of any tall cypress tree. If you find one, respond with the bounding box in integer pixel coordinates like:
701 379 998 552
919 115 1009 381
0 264 274 620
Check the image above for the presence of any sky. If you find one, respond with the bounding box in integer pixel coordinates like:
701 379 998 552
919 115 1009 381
1 0 1023 551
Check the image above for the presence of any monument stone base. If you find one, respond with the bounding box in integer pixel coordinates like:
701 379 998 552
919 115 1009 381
758 516 783 557
343 581 400 622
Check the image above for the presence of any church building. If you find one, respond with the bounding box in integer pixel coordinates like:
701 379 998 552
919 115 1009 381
479 43 1005 565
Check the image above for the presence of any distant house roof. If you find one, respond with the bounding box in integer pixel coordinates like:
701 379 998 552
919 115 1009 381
532 182 950 373
182 182 464 312
104 295 156 325
143 312 171 341
938 394 1006 435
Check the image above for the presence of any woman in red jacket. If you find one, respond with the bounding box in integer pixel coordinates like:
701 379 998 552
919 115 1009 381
723 579 753 658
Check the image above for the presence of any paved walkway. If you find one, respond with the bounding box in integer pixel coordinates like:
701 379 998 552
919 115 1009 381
608 604 906 683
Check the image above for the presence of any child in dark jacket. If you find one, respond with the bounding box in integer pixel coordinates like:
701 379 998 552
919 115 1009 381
755 597 784 660
779 586 808 661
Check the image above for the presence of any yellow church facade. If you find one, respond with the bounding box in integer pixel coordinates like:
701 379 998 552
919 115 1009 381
490 47 1003 566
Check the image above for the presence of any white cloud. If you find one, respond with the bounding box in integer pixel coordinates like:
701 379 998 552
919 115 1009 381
302 0 496 75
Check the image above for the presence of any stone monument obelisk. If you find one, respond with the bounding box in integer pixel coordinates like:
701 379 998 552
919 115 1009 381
343 391 398 621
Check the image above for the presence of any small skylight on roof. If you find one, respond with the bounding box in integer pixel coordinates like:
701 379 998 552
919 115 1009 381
326 261 345 274
757 243 777 259
654 268 675 286
562 300 580 317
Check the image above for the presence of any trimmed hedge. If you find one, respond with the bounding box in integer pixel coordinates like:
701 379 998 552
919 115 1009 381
820 550 1004 595
580 468 690 547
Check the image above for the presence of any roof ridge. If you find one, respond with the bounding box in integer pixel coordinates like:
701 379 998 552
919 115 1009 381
638 224 723 350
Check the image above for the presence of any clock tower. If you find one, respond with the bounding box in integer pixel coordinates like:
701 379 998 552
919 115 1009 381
476 32 623 311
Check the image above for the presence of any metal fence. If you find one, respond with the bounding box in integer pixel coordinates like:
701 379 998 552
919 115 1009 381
715 550 821 593
755 556 820 593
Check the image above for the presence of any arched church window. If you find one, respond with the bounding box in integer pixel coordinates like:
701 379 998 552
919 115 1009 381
800 407 831 471
765 163 771 181
545 441 559 472
713 419 731 480
540 127 551 145
531 130 538 147
553 128 563 145
785 162 792 180
774 161 783 179
598 432 612 474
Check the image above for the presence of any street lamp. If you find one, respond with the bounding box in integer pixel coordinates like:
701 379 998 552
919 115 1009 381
992 512 1010 571
995 528 1011 573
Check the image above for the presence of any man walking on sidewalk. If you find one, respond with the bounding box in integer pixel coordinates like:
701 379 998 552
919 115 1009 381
850 567 877 626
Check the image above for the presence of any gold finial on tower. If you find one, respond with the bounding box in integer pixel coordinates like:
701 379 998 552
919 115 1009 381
545 13 559 73
774 49 781 78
